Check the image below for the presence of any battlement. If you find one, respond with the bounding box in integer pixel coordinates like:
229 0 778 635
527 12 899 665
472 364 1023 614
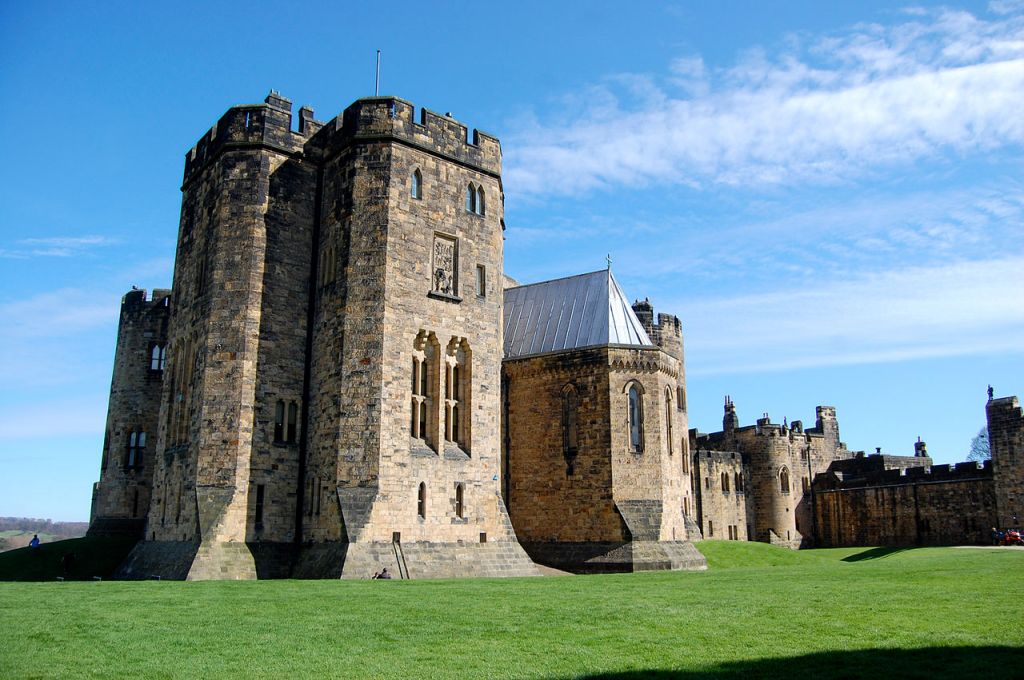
631 298 683 361
309 97 502 176
182 91 321 185
120 287 171 315
816 454 990 490
183 93 502 185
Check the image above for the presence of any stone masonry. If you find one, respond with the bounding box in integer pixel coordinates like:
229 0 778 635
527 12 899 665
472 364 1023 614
89 288 170 536
96 92 536 579
89 89 1021 576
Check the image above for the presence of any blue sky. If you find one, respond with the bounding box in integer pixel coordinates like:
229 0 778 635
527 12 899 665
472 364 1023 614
1 1 1021 521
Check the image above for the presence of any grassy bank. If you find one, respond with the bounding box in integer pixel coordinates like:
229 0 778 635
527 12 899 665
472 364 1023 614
0 544 1020 678
0 536 137 582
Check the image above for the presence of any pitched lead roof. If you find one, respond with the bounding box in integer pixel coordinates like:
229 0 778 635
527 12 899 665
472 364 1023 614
503 269 654 359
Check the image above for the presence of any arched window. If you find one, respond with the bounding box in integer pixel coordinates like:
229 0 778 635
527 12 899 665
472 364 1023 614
417 482 427 519
411 169 422 199
780 467 791 494
466 184 476 213
561 384 579 469
476 186 485 215
665 388 674 455
721 471 730 493
411 332 439 451
454 483 464 519
735 471 743 493
444 337 471 452
627 383 644 452
681 450 689 474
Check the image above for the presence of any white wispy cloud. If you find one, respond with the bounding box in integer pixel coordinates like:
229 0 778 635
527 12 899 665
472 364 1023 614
679 256 1024 376
0 235 119 258
504 7 1024 196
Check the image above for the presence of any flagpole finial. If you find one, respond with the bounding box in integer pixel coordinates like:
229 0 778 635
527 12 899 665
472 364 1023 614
606 253 612 270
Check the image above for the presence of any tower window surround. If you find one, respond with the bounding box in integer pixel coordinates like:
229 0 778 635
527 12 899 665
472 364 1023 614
411 169 422 200
626 382 644 453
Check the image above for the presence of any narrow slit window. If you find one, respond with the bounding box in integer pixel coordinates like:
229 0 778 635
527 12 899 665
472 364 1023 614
417 482 427 519
254 484 265 527
455 483 464 519
411 169 422 199
274 400 285 442
628 384 643 452
476 265 486 297
286 401 298 443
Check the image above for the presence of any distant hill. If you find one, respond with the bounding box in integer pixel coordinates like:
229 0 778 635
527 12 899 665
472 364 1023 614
0 517 89 552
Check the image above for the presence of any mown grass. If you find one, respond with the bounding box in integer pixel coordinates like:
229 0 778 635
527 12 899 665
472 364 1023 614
0 543 1020 679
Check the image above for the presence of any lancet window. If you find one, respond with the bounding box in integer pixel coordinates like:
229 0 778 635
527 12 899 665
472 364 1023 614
411 332 439 451
444 337 472 452
627 382 644 452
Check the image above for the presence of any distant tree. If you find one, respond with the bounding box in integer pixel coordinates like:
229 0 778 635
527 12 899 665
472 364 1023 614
968 427 990 462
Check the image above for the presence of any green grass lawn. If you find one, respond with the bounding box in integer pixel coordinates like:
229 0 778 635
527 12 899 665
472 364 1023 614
0 542 1020 679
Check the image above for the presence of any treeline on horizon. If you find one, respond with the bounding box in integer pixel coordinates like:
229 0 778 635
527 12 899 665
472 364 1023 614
0 517 89 552
0 517 89 534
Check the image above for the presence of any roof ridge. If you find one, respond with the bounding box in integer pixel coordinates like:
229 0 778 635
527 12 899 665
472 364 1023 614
504 268 609 291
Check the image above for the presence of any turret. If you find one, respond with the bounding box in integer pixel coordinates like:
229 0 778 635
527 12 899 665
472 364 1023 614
89 288 171 537
988 394 1024 528
630 298 683 361
723 396 739 433
813 406 840 446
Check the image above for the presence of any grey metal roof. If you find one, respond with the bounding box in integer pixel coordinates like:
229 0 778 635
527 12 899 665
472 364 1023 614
503 269 653 359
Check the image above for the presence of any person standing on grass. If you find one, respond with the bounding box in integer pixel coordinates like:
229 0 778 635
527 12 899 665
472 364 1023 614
29 535 40 551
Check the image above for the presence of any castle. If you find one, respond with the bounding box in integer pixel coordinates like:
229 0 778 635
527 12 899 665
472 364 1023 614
89 92 1024 579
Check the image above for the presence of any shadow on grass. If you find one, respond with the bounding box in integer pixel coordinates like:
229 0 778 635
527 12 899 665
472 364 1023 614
841 546 916 562
573 646 1024 679
0 536 138 581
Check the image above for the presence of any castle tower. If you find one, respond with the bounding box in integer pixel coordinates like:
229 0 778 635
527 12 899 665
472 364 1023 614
988 394 1024 528
295 97 535 578
117 93 322 579
745 413 800 546
116 93 536 580
89 288 170 536
502 274 705 572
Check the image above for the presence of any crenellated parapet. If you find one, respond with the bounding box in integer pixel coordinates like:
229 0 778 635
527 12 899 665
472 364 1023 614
120 287 171 317
182 91 321 186
814 454 988 490
309 97 501 177
631 299 683 362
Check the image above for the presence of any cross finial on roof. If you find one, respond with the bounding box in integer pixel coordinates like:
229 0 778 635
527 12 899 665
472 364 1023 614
606 253 612 270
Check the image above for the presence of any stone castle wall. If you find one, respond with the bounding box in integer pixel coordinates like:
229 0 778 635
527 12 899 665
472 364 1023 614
90 288 170 536
814 460 995 546
691 449 749 541
503 348 621 543
989 395 1024 527
97 92 535 579
692 404 853 548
